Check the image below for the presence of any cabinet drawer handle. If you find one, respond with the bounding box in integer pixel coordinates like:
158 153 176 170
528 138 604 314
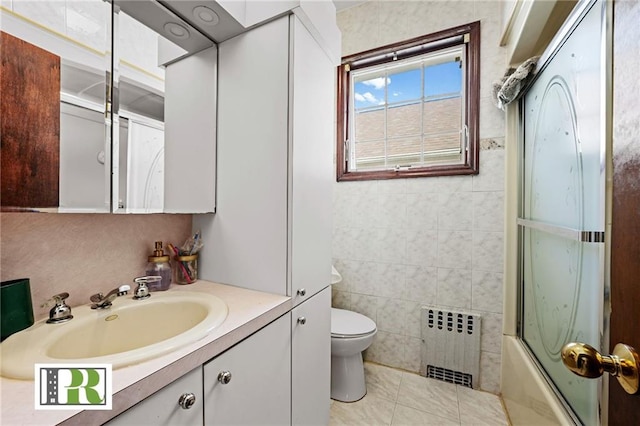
218 371 232 384
297 288 306 297
297 316 307 325
178 393 196 410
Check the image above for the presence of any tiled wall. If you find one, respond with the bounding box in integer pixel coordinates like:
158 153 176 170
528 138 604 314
333 0 506 393
0 213 192 321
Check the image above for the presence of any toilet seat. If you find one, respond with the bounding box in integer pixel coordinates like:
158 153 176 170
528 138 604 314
331 308 376 338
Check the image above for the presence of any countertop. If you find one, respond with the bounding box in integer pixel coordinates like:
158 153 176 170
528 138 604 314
0 281 292 426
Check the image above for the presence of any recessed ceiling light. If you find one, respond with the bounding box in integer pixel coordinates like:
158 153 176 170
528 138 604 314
193 6 220 26
164 22 190 39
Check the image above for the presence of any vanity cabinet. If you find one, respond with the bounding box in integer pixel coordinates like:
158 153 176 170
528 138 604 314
105 366 203 426
195 12 337 305
104 289 328 426
291 287 331 425
203 313 292 425
106 313 292 426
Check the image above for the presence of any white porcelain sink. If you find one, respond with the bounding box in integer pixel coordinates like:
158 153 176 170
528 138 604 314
0 291 228 380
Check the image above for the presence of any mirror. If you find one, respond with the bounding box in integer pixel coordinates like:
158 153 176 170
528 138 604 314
1 0 111 212
0 0 219 213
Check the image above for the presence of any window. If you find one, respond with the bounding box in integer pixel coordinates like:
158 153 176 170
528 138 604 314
336 22 480 181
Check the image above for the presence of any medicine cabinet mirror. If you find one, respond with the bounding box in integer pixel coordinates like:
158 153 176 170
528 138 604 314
0 0 219 213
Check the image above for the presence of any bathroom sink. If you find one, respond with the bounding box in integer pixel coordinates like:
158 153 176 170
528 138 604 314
0 291 228 380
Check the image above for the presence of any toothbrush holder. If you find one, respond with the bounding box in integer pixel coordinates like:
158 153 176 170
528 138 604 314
175 254 198 285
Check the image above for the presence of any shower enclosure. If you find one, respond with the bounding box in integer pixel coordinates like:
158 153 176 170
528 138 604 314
516 0 609 423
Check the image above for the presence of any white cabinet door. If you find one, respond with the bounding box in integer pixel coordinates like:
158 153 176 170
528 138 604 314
291 287 331 425
106 367 203 426
290 16 334 304
195 16 289 295
164 46 217 214
203 313 292 426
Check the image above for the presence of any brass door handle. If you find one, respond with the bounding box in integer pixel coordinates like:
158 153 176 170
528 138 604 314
561 342 640 394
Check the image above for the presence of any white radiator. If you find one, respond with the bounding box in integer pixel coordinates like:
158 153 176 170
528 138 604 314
420 306 481 389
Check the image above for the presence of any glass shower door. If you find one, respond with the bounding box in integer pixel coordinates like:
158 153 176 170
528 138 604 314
519 1 607 424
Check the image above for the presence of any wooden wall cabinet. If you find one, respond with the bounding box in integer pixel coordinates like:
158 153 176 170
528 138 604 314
1 31 60 209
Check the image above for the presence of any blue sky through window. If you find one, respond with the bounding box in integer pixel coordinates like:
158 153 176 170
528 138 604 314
354 60 462 110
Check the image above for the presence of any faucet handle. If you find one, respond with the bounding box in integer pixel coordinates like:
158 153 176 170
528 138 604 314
118 284 131 295
133 276 160 300
45 292 73 324
41 292 70 308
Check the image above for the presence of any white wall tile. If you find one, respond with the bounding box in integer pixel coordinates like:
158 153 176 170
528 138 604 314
331 258 351 292
332 227 350 259
333 187 352 229
407 193 439 230
404 265 438 303
437 230 472 269
375 263 406 298
402 336 423 373
479 96 506 139
404 301 423 338
472 270 503 313
378 228 407 264
378 178 407 194
350 261 378 295
378 1 411 46
479 351 502 394
406 1 475 38
406 177 439 194
472 149 505 192
472 191 504 232
481 53 508 101
406 230 438 266
366 331 405 368
438 193 473 231
475 2 505 59
472 231 504 272
480 312 503 354
337 1 381 56
438 175 473 193
353 227 380 260
377 193 407 229
332 288 351 310
377 297 406 334
436 268 472 309
351 191 378 229
351 293 378 322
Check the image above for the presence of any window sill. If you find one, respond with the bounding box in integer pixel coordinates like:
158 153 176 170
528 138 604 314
337 163 479 181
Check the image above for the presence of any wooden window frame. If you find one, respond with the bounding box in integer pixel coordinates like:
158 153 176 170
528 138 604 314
336 21 480 182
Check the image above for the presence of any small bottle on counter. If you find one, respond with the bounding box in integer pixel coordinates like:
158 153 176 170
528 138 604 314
145 241 172 291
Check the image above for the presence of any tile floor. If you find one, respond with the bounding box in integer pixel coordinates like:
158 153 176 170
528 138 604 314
330 362 510 425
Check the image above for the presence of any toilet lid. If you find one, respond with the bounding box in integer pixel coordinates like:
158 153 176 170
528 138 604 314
331 308 376 337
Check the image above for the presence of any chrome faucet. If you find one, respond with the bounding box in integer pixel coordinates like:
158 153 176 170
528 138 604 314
44 292 74 324
132 276 161 300
90 285 131 309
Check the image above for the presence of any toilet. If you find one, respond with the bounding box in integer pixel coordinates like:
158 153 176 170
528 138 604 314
330 307 377 402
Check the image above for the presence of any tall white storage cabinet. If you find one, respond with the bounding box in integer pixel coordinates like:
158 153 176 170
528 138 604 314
194 14 334 304
193 7 339 425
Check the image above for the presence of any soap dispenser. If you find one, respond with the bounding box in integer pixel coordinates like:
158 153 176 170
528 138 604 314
145 241 172 291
